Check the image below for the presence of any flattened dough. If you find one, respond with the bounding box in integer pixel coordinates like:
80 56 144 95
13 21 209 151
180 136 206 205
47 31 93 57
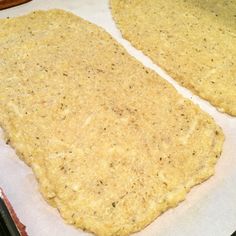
0 10 224 236
110 0 236 116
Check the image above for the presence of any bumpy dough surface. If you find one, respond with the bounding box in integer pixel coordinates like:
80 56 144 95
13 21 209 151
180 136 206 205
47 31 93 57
0 10 224 236
110 0 236 116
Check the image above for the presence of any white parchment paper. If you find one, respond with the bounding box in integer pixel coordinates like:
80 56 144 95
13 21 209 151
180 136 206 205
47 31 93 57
0 1 235 235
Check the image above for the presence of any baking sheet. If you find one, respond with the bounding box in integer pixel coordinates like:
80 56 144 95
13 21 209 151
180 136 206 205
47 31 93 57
0 0 235 235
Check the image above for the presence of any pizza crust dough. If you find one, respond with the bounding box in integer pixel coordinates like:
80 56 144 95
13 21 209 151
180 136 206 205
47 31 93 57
0 10 224 236
110 0 236 116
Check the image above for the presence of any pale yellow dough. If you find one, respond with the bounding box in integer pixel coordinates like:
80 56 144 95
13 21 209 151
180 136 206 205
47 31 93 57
0 10 224 236
110 0 236 116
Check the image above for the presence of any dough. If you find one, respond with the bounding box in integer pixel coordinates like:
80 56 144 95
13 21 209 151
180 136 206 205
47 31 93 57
0 10 224 236
110 0 236 116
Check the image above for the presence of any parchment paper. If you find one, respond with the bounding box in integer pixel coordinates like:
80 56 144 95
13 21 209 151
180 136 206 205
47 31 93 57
0 1 235 235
